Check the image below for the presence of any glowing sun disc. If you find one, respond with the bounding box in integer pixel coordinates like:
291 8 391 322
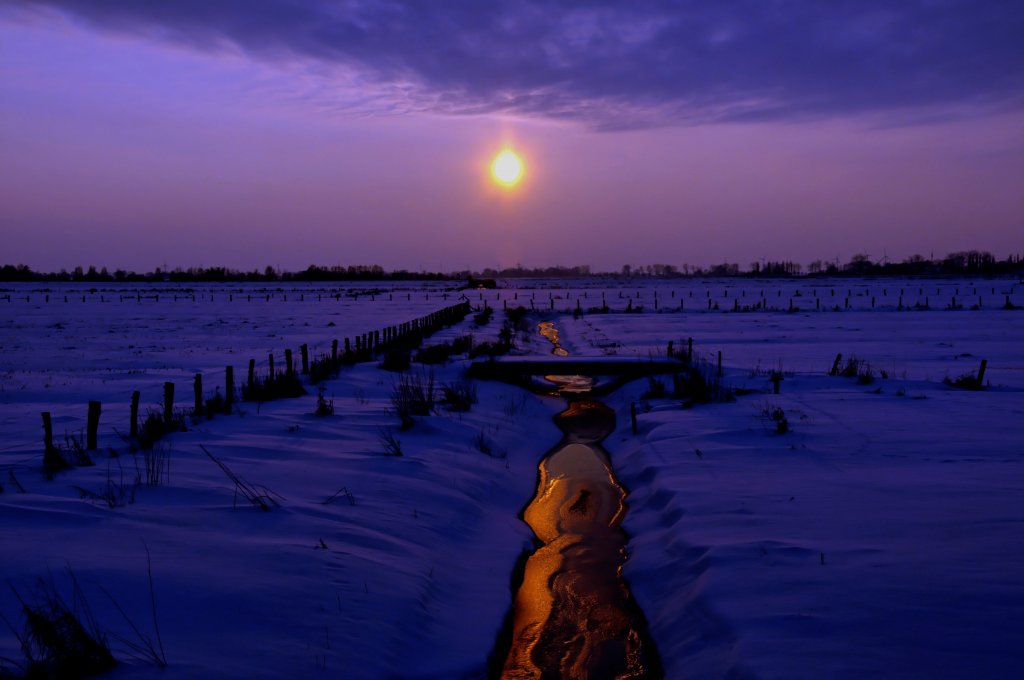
491 149 524 186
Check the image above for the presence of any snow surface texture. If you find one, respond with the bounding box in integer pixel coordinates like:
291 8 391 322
2 278 1023 678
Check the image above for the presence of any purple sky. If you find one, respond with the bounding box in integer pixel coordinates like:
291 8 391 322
1 1 1022 272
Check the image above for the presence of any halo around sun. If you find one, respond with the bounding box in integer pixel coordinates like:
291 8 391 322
491 149 524 187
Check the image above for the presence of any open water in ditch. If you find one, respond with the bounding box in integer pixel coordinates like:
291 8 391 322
495 321 660 679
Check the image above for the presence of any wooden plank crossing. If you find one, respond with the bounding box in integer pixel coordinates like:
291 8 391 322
468 357 687 380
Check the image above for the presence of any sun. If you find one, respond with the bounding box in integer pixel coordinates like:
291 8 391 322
491 149 524 187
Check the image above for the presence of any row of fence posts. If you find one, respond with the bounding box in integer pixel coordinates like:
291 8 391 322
39 300 471 465
8 285 1014 305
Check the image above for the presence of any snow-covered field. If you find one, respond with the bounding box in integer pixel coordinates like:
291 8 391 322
2 278 1023 678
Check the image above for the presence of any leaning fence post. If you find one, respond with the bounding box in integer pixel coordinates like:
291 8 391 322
87 400 101 450
130 391 140 437
830 353 843 376
976 359 987 388
163 382 174 425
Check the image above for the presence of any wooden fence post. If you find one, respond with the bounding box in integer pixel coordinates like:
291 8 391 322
976 360 988 387
86 401 101 450
41 411 68 479
830 353 843 376
285 349 293 376
268 353 275 381
630 402 638 435
687 337 693 363
300 344 309 375
225 366 234 414
248 359 256 392
717 351 723 378
130 391 140 438
163 382 174 425
194 374 203 416
331 339 338 364
42 411 54 452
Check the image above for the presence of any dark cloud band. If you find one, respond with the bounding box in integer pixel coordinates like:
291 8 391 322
11 0 1024 127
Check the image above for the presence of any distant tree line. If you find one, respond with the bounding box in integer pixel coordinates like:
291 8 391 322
615 251 1023 279
475 265 593 278
802 251 1023 277
0 264 455 283
1 251 1021 282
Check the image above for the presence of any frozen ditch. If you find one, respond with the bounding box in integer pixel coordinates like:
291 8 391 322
495 321 660 679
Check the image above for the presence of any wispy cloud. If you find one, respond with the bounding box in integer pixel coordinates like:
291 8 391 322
9 0 1024 128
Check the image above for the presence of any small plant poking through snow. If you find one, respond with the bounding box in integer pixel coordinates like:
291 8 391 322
391 370 435 429
43 432 93 479
502 393 529 420
309 352 340 384
473 307 494 326
73 459 140 508
202 388 226 419
761 404 790 434
379 349 411 372
314 386 334 416
415 335 474 364
944 371 985 391
323 486 356 505
137 409 187 450
832 355 877 385
7 574 118 678
241 371 306 402
472 429 506 458
440 380 477 411
672 358 734 404
468 339 511 359
140 442 170 487
378 428 403 457
472 430 493 456
641 377 667 399
201 445 282 511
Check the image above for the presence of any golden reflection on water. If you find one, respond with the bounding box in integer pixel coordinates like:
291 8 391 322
501 399 651 680
544 374 594 394
538 321 560 345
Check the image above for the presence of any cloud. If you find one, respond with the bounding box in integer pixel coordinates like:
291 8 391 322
10 0 1024 128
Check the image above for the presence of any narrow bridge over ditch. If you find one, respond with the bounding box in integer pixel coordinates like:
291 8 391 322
468 356 688 394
